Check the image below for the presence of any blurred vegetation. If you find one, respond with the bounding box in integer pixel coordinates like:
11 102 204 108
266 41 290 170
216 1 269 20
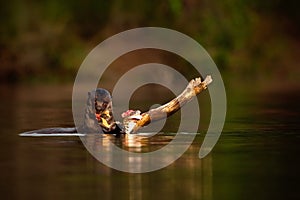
0 0 299 83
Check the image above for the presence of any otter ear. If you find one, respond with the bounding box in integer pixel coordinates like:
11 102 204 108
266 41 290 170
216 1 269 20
88 90 96 98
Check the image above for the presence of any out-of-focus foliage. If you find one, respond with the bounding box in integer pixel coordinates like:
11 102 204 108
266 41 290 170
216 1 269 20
0 0 299 82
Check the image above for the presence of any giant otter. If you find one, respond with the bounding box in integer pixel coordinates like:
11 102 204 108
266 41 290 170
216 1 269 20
20 76 212 136
21 88 125 136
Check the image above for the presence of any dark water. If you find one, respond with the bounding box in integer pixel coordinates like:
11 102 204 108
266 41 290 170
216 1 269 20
0 82 299 200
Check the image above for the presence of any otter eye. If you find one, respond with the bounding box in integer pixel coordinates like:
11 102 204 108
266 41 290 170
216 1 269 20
102 101 108 107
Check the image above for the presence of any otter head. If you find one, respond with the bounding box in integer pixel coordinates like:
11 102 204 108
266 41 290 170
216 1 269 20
94 89 112 116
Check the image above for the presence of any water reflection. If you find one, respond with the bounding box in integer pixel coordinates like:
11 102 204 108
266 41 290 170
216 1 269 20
87 133 174 150
82 133 199 173
83 134 213 200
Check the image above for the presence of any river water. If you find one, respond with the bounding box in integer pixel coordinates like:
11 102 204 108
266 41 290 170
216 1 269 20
0 80 299 200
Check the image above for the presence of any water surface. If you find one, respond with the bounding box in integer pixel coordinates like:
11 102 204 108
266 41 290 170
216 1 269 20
0 82 299 200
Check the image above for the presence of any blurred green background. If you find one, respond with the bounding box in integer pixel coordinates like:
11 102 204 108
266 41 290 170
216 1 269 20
1 0 299 84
